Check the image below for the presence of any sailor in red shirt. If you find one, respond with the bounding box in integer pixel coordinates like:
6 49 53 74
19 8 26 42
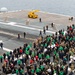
35 55 38 61
55 42 59 47
30 58 34 64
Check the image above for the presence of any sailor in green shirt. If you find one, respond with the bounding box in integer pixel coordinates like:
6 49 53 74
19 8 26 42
44 43 47 47
25 50 29 55
17 59 22 65
31 69 35 74
47 37 51 42
42 53 44 58
54 50 56 55
25 47 29 51
36 67 41 73
56 53 59 58
72 25 74 29
38 53 42 59
25 44 31 51
53 70 56 74
6 52 10 56
29 42 32 48
59 71 64 75
46 54 50 59
31 51 35 57
69 37 73 41
27 45 31 49
0 55 3 63
66 36 69 41
16 69 19 74
61 31 64 35
20 68 24 75
52 40 55 44
40 65 44 70
58 46 64 51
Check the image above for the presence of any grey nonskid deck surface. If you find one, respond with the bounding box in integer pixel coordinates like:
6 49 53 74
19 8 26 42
0 10 75 75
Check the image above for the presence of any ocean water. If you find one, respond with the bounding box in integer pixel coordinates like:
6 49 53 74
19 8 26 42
0 0 75 16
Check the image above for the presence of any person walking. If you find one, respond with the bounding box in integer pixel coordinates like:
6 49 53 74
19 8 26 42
18 34 20 39
43 27 46 34
24 32 26 38
0 56 3 63
39 18 42 22
39 30 42 36
51 23 54 27
0 40 3 49
46 25 48 30
0 43 3 49
26 19 30 25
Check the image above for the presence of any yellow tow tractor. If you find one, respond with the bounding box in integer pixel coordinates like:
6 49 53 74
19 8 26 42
28 10 39 19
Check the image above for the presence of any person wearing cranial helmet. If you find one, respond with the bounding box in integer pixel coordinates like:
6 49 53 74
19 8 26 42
0 40 3 49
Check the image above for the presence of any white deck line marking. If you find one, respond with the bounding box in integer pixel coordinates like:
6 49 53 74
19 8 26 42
3 47 13 52
0 31 17 37
39 11 71 17
0 31 36 41
0 22 55 34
